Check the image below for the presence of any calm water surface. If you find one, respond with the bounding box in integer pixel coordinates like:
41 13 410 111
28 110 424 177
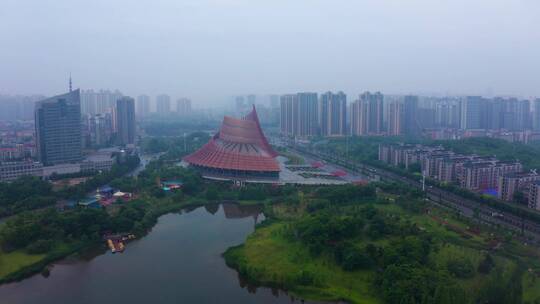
0 204 320 304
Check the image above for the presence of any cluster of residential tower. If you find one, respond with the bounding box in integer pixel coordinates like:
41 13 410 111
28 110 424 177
280 92 540 142
379 143 540 210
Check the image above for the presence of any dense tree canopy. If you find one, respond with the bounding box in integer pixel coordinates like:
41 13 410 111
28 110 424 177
0 177 54 217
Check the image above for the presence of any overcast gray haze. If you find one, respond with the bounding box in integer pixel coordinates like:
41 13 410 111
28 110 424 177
1 0 539 106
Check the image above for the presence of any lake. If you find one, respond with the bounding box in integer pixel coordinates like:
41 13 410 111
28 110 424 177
0 203 320 304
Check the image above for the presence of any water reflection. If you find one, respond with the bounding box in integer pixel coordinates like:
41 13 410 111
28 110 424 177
221 203 262 219
0 203 318 304
204 204 219 215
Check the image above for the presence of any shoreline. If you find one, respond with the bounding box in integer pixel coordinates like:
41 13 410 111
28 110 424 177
0 200 263 286
222 220 379 304
0 241 98 285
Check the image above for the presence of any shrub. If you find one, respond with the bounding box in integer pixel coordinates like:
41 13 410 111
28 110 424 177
26 239 54 254
447 257 475 279
478 254 495 274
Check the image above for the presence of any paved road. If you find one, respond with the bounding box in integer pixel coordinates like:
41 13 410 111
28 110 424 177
288 145 540 243
127 152 164 177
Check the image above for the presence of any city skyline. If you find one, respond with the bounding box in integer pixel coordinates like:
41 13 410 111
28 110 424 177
3 1 540 302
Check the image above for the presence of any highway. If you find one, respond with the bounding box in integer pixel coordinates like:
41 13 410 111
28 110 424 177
286 144 540 242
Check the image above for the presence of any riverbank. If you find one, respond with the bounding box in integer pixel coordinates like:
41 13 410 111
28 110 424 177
224 221 380 304
0 195 270 285
223 185 540 304
0 194 193 284
0 204 306 304
0 241 97 284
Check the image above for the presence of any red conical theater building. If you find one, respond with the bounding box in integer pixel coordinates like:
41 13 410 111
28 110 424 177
183 106 280 180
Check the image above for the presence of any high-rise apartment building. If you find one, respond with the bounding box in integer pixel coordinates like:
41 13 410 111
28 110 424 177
280 94 296 136
0 95 44 121
387 101 403 136
365 92 384 134
485 98 502 130
350 98 368 136
435 101 450 128
296 93 319 137
247 94 256 107
319 91 347 136
403 95 420 136
499 99 514 130
534 99 540 131
269 95 280 108
517 99 531 131
80 89 97 115
418 108 436 129
350 92 384 136
460 96 484 130
84 113 113 147
235 96 246 114
176 98 192 116
280 93 319 137
35 90 82 166
116 97 136 145
81 89 122 115
156 94 171 114
136 95 151 118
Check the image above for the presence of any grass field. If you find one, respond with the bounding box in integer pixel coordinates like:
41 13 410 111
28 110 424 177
523 271 540 303
225 222 381 304
0 249 45 278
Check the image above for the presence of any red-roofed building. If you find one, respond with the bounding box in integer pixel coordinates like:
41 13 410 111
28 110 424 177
183 106 280 180
311 161 324 168
331 170 347 177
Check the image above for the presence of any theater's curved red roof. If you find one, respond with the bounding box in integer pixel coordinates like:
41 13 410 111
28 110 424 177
183 106 280 172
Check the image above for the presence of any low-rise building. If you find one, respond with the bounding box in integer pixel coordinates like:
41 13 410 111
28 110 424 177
499 172 540 201
81 152 115 172
378 143 444 169
379 143 523 193
462 162 495 191
0 161 43 182
42 150 116 178
460 160 522 192
42 163 81 177
528 181 540 210
0 143 36 161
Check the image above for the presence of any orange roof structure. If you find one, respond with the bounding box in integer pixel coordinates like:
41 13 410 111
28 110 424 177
183 106 280 173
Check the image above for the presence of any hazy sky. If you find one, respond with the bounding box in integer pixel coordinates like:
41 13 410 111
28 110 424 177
1 0 539 105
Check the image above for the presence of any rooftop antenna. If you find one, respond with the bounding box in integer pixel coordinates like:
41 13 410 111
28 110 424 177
69 73 72 92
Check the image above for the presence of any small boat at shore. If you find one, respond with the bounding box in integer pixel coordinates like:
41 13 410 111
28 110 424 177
107 238 125 253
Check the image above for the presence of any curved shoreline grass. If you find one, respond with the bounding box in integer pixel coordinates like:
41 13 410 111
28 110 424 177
223 221 381 304
0 241 98 285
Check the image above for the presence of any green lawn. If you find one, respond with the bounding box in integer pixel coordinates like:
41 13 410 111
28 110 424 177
0 249 45 278
225 222 381 304
376 202 488 246
523 271 540 303
432 243 510 295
